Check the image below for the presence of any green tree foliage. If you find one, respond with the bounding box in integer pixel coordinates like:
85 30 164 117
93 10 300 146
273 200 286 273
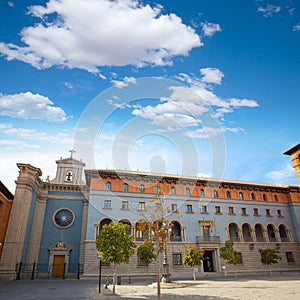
183 246 204 280
96 222 136 295
259 248 281 276
220 240 240 265
137 240 156 266
137 240 156 283
219 240 241 277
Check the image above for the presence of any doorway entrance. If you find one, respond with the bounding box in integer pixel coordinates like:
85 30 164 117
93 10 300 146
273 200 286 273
203 250 215 272
52 255 65 277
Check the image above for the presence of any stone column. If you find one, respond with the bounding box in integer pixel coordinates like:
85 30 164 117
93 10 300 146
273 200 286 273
0 164 42 273
26 188 48 264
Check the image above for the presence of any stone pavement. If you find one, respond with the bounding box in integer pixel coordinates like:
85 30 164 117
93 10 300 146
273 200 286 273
0 274 299 300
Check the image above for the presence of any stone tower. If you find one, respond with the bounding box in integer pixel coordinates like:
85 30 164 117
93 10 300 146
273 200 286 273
284 143 300 185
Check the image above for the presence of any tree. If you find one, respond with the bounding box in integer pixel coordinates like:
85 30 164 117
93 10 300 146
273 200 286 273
183 246 204 280
137 240 156 283
96 222 136 295
219 240 240 278
259 248 281 276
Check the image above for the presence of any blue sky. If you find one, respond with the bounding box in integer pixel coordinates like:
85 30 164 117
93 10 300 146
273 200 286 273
0 0 299 192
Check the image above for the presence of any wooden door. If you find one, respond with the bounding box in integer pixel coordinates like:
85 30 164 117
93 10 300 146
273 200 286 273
52 255 65 278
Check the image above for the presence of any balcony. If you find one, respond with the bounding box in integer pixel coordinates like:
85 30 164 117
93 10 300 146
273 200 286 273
196 236 220 243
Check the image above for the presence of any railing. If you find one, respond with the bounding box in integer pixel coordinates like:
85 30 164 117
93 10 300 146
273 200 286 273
0 262 83 280
170 236 182 242
280 237 290 242
243 237 254 242
196 236 220 243
229 237 240 242
256 237 266 242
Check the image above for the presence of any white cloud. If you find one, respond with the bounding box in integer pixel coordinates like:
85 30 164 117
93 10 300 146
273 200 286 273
293 23 300 31
265 163 296 184
257 4 281 17
0 0 201 72
130 71 259 135
7 1 14 8
0 91 67 122
201 22 222 37
111 76 137 89
200 67 224 85
0 123 73 144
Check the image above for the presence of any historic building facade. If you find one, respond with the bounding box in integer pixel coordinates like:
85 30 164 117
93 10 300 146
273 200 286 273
0 181 13 260
0 144 299 280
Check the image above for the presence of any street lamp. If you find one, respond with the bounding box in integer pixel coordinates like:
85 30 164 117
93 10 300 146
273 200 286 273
161 225 172 283
97 254 102 294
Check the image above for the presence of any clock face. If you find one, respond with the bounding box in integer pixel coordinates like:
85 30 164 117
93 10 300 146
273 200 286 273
53 208 75 228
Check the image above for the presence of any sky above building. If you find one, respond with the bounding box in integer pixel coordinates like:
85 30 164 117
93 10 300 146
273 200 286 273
0 0 299 192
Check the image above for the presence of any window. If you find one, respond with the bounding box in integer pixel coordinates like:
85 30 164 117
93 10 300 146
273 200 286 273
273 195 278 202
226 191 231 199
65 170 73 182
215 206 221 214
236 253 243 264
156 186 160 194
265 208 271 217
213 190 218 198
263 194 267 201
137 255 148 266
239 192 244 199
200 205 208 213
106 182 111 190
104 199 112 209
241 207 248 216
253 208 260 216
123 183 128 192
139 184 145 193
228 206 235 215
277 209 283 217
172 253 182 265
200 189 205 197
121 201 129 210
186 188 190 196
171 203 178 212
186 204 193 213
138 202 146 210
251 193 256 200
286 252 295 264
171 187 176 195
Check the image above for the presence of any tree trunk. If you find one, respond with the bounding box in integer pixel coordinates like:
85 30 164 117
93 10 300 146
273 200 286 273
193 268 196 281
112 263 117 295
269 264 272 277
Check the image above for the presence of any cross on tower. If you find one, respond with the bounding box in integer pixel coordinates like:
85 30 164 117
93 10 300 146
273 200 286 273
69 149 76 159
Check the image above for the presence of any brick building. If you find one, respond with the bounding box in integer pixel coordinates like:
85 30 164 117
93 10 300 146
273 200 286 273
0 181 13 260
0 144 299 280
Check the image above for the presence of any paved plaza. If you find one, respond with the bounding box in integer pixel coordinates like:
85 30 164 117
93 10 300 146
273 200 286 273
0 274 299 300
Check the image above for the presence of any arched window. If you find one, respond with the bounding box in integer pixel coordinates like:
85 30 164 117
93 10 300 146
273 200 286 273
156 186 160 194
279 224 289 242
267 224 277 242
170 221 182 242
135 220 148 241
255 224 265 242
98 218 112 235
273 195 278 202
106 182 111 191
186 188 190 196
251 193 255 200
263 194 267 201
226 191 231 199
213 190 218 198
200 189 205 197
242 223 253 242
119 219 131 235
239 192 243 200
139 184 145 192
123 183 128 192
171 186 176 195
229 223 240 242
